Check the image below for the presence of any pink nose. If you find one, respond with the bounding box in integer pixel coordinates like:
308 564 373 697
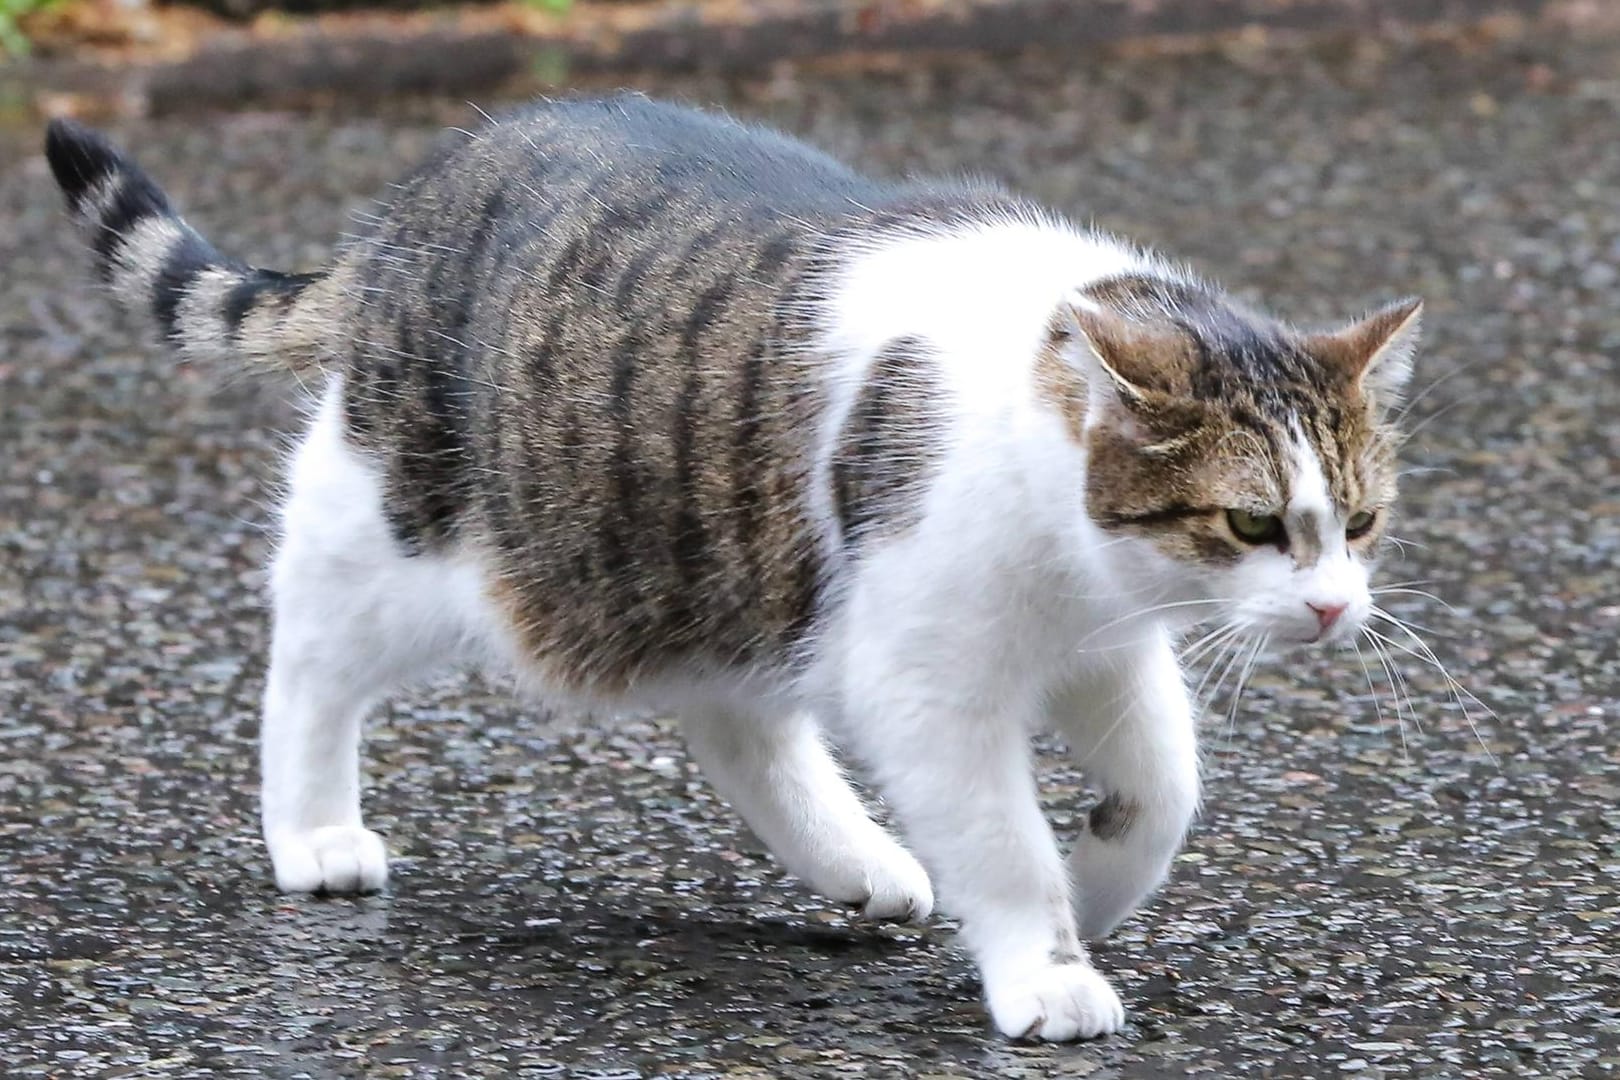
1307 602 1348 634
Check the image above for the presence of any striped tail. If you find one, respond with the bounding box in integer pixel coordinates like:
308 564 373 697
44 118 333 374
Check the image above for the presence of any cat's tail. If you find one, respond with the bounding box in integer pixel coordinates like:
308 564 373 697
44 119 335 375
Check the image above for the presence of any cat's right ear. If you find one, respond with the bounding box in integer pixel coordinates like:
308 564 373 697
1048 302 1189 431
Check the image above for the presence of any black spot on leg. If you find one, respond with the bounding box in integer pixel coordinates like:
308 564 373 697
1088 793 1140 843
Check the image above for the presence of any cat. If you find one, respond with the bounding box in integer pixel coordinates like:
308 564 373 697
44 95 1420 1042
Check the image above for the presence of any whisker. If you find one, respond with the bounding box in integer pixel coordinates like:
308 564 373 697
1361 624 1498 768
1372 588 1462 617
1188 632 1248 715
1375 578 1437 590
1198 634 1248 757
1398 392 1487 446
1077 684 1145 764
1180 621 1243 668
1188 643 1231 724
1389 355 1490 428
1362 622 1496 718
1222 634 1267 744
1369 605 1452 639
1397 465 1456 480
1368 626 1425 739
1352 636 1406 762
1074 596 1235 649
1381 534 1430 557
1198 634 1249 714
1362 626 1419 747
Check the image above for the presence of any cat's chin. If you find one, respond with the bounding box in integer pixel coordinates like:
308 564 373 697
1264 626 1363 653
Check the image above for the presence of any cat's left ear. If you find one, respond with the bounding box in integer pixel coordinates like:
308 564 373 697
1306 297 1423 406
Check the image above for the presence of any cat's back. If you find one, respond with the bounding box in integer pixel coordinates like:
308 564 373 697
494 94 888 216
364 94 891 264
337 96 1037 694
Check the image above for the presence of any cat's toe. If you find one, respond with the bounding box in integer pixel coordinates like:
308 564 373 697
851 847 934 922
268 825 389 894
986 963 1125 1042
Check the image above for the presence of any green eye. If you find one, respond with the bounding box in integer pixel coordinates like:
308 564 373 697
1346 509 1378 539
1226 508 1285 546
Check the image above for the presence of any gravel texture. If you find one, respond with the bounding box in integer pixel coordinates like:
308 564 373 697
4 23 1620 1079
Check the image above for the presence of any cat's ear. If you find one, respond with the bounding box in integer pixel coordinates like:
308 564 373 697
1307 297 1423 406
1048 303 1206 449
1051 302 1188 414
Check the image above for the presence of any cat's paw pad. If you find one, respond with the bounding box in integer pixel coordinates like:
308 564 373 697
986 963 1125 1042
848 846 934 923
268 826 389 894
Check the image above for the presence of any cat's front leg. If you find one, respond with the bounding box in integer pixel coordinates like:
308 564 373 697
841 665 1124 1041
1056 627 1200 940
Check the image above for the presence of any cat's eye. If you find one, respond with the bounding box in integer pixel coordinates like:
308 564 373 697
1226 508 1285 546
1346 509 1378 539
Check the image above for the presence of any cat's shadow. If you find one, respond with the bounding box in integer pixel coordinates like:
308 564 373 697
409 892 919 959
245 881 975 1059
254 876 926 980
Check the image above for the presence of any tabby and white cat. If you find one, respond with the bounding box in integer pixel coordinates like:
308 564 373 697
45 96 1419 1041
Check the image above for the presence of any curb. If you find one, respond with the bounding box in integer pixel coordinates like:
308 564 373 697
17 0 1550 116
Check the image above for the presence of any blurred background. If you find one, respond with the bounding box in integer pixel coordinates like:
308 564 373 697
5 2 1620 1078
0 0 1574 115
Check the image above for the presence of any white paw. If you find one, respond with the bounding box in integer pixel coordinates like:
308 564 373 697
800 831 934 923
986 963 1126 1042
849 843 934 922
267 825 389 894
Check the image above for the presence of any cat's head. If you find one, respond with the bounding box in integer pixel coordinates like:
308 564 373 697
1044 274 1421 648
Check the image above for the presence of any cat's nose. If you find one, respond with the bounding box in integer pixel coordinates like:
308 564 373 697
1307 601 1348 634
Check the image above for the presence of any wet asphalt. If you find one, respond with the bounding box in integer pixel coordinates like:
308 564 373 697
3 21 1620 1079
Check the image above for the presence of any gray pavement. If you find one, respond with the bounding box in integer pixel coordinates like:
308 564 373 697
3 23 1619 1079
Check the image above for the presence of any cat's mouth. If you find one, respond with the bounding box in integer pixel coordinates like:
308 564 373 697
1282 618 1363 649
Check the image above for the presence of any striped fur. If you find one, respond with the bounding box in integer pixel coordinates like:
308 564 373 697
44 119 337 373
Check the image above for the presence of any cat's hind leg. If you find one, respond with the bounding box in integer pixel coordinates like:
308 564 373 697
680 708 933 921
1055 628 1200 940
260 383 483 894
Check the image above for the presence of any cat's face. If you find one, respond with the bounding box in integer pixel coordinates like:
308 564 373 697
1048 277 1420 649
